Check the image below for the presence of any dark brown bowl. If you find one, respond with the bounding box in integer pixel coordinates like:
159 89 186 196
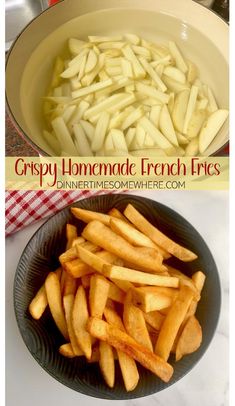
14 194 221 399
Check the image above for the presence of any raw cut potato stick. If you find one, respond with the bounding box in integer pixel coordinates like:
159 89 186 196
122 45 146 79
103 264 179 287
82 220 165 273
136 82 169 104
168 41 188 73
71 78 113 99
72 285 92 359
139 57 167 92
51 116 78 155
139 116 172 149
104 306 140 392
199 109 229 153
124 204 198 262
87 317 174 383
183 85 198 134
45 272 69 340
155 286 194 361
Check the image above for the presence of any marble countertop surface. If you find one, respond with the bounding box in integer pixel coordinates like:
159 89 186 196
5 190 229 406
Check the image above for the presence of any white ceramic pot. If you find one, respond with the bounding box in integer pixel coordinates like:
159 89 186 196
6 0 229 156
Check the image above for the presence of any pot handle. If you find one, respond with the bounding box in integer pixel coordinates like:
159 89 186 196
48 0 61 6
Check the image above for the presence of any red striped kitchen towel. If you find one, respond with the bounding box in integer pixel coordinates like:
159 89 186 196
5 190 119 236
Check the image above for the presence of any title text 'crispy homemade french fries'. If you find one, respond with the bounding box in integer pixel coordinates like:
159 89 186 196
45 272 69 340
175 315 202 361
155 286 194 361
72 285 92 359
99 341 115 388
123 295 153 351
104 306 140 392
87 317 174 383
124 204 198 262
110 217 170 259
82 220 165 272
71 207 111 226
104 264 179 288
89 275 110 318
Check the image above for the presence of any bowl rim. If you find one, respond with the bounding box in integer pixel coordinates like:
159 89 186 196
13 193 222 399
5 0 229 157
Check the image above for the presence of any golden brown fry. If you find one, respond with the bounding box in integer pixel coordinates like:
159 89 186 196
143 310 165 331
59 247 78 264
89 275 110 318
45 272 69 340
131 287 174 313
108 208 129 223
88 345 100 363
29 285 48 320
29 267 62 320
124 204 197 262
123 295 153 351
71 207 111 226
81 274 92 289
76 245 122 274
167 265 200 300
108 281 126 304
155 286 194 361
175 316 202 361
87 317 174 383
187 271 206 317
110 278 134 293
110 217 170 259
99 341 115 388
66 224 78 247
63 294 83 356
59 343 82 358
72 285 92 359
104 265 179 288
63 274 77 296
82 221 165 273
71 237 86 247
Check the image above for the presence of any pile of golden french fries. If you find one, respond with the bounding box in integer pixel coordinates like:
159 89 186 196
29 203 205 391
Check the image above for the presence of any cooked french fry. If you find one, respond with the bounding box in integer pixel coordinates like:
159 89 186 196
104 265 179 288
88 345 100 363
110 217 170 259
104 307 139 391
167 265 200 300
175 316 202 361
81 274 92 288
89 275 110 318
131 287 175 313
143 310 165 331
63 294 83 355
108 208 129 222
63 274 77 296
59 237 86 264
71 207 111 225
72 285 92 359
76 245 122 274
124 204 197 262
123 296 153 351
99 341 115 388
87 317 174 383
45 272 69 340
108 281 126 303
155 286 194 361
66 224 78 249
187 271 206 317
110 278 134 293
82 221 165 272
29 285 48 320
64 259 94 278
59 343 82 358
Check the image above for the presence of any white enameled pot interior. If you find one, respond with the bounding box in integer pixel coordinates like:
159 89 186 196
6 0 229 156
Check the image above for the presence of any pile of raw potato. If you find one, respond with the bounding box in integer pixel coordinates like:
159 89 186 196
43 34 228 156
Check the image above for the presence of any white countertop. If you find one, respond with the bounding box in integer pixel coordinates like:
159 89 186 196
6 190 229 406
